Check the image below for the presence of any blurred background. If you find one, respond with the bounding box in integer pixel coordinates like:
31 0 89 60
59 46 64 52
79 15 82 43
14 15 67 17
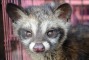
0 0 89 60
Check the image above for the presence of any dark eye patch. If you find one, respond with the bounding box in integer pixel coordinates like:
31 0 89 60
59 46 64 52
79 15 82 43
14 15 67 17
46 28 64 40
58 28 64 40
46 28 59 38
18 28 32 39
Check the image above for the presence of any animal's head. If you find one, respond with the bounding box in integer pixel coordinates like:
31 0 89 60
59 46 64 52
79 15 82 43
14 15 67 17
6 2 72 53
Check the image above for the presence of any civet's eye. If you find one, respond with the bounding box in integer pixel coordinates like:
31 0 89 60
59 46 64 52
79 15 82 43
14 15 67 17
47 29 59 38
25 31 32 38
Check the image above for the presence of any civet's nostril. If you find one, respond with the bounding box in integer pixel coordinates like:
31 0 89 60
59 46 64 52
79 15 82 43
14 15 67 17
33 43 45 53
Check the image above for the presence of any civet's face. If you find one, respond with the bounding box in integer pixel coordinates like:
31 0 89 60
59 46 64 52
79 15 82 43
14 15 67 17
6 2 72 53
17 18 67 53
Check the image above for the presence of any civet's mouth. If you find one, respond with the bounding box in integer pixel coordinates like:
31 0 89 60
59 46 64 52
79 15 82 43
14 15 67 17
29 42 50 53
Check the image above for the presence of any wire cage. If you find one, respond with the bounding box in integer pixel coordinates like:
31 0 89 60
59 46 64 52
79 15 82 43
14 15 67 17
1 0 89 60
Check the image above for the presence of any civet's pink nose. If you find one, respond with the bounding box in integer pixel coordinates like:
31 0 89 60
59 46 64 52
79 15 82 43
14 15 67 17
33 43 45 53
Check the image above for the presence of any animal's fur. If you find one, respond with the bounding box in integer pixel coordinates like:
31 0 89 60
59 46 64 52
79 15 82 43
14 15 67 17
63 24 89 60
6 2 89 60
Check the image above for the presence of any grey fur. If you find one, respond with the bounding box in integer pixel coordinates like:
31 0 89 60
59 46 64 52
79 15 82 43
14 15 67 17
6 2 72 60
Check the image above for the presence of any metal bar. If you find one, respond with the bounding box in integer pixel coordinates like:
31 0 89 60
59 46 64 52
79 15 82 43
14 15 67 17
81 0 84 23
2 0 7 60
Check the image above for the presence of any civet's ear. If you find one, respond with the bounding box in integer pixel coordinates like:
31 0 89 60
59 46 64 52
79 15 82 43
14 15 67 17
6 3 27 22
54 3 72 21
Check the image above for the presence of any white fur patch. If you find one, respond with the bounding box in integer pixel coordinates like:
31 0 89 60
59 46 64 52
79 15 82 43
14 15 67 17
41 21 49 34
30 21 38 36
29 42 35 52
43 41 50 51
48 36 59 44
21 39 31 46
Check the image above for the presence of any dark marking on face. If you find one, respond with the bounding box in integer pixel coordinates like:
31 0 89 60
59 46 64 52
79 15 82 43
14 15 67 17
46 28 64 41
58 28 65 41
46 28 60 38
18 28 32 39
